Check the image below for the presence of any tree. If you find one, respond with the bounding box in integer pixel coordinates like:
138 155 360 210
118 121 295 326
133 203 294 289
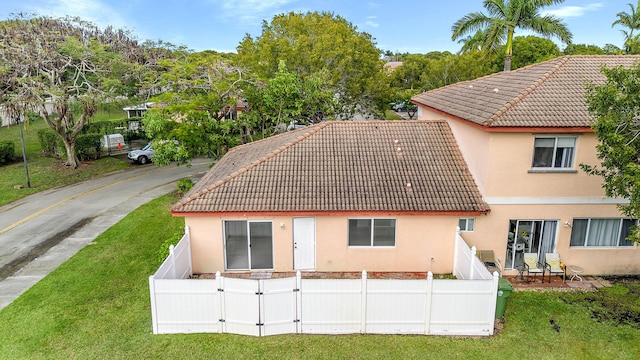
508 35 560 69
0 15 148 168
612 1 640 54
237 11 390 118
583 62 640 242
451 0 572 72
563 44 605 55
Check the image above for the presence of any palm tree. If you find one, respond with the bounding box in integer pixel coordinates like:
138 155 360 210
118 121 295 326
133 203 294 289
452 0 572 71
612 1 640 54
457 29 487 54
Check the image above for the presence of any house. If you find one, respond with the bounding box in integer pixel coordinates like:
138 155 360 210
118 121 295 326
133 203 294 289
171 121 489 274
412 55 640 275
123 102 155 118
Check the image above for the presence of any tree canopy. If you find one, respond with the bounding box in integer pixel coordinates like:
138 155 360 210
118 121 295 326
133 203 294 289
612 1 640 54
583 62 640 242
0 15 159 168
451 0 572 71
237 11 390 118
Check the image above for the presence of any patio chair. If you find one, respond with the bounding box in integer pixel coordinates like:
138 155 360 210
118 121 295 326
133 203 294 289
477 250 501 275
523 252 545 282
544 253 565 283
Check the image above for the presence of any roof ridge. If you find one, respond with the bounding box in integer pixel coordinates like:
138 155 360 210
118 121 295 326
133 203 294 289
174 122 331 208
483 56 570 126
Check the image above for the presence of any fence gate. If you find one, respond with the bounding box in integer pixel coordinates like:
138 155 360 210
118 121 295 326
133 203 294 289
261 277 298 336
222 277 261 336
221 277 298 336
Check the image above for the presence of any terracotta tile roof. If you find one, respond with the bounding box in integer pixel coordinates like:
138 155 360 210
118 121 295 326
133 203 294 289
172 121 489 214
412 55 640 128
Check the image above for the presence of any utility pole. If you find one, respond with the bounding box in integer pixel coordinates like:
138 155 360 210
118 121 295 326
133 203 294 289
17 116 31 188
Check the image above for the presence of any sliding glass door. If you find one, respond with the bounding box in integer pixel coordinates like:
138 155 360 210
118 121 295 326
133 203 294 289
224 220 273 270
505 220 558 269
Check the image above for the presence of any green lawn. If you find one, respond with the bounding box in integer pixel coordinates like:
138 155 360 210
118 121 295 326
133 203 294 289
0 194 638 359
0 117 131 206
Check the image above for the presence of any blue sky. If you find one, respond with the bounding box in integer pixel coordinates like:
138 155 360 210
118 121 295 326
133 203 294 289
0 0 630 53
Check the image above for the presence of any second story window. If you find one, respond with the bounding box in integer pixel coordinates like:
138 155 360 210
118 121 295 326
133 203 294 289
532 136 576 169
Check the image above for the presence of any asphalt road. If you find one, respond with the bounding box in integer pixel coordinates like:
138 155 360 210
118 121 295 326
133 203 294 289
0 159 211 310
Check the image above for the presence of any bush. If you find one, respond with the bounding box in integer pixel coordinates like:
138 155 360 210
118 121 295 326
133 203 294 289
75 134 102 160
157 229 185 265
37 128 64 158
0 140 16 164
177 178 194 195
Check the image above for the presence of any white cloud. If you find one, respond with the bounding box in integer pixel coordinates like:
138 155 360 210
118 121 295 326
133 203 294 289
365 21 379 28
212 0 299 24
26 0 127 29
543 3 604 18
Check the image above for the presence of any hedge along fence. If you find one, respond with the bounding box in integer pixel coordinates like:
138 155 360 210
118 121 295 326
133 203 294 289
0 140 16 164
38 128 64 158
36 116 146 160
37 129 103 160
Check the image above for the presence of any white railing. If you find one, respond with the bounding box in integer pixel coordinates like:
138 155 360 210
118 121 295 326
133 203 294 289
149 228 499 336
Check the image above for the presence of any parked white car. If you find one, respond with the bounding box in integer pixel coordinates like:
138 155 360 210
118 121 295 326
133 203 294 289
127 144 153 164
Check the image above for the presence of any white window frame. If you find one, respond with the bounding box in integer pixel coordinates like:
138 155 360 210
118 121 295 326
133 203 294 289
569 218 636 247
531 136 576 169
458 218 475 232
348 218 396 247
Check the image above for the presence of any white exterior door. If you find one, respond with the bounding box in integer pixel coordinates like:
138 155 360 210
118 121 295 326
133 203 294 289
293 218 316 270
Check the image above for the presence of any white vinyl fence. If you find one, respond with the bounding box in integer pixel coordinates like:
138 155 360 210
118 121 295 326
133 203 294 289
149 227 499 336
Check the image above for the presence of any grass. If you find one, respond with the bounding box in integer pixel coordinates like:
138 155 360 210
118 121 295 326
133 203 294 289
0 194 638 359
0 116 130 206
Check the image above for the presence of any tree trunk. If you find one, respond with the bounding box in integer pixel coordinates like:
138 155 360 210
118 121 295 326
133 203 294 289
61 138 80 168
504 55 512 72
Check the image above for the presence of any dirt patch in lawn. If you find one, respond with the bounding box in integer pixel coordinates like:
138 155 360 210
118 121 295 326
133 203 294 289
560 276 640 329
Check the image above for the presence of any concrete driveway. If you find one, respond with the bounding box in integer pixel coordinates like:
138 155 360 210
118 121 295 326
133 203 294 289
0 159 211 310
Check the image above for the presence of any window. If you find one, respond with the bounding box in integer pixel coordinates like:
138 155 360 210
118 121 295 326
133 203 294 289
224 220 274 270
532 136 576 168
458 218 475 232
570 218 636 247
348 219 396 247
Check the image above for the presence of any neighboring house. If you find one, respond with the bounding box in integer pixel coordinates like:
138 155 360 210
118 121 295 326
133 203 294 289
171 121 489 274
123 102 155 118
384 61 403 72
412 55 640 275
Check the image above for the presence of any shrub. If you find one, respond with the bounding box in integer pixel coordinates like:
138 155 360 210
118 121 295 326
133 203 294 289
37 128 64 158
176 178 194 195
0 140 16 164
157 229 185 265
75 134 102 160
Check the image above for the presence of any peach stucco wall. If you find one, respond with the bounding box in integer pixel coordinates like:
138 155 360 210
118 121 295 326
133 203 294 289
185 215 459 274
462 204 639 275
418 105 638 275
418 107 607 198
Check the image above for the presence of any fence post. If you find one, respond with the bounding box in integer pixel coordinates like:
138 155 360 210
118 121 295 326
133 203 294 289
148 276 158 334
360 270 367 334
296 271 302 334
453 226 461 277
169 245 176 279
185 225 193 276
489 272 499 335
425 271 433 335
216 271 224 334
470 246 477 280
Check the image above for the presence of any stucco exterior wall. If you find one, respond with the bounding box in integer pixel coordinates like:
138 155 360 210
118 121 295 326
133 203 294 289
463 204 639 275
418 106 609 199
185 215 459 274
418 108 491 194
417 104 638 275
